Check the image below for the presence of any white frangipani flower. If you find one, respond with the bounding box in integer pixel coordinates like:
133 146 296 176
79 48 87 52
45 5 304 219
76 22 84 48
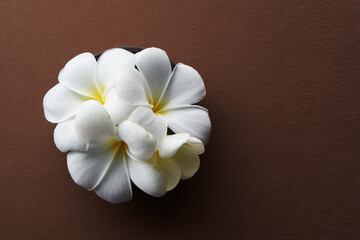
68 100 168 203
146 133 205 191
114 47 211 145
43 48 136 152
43 47 211 203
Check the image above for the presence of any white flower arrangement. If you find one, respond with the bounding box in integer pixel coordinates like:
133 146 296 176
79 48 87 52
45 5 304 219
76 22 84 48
43 47 211 203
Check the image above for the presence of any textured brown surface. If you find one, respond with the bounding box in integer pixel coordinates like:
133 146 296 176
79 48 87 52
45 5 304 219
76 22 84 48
0 1 359 239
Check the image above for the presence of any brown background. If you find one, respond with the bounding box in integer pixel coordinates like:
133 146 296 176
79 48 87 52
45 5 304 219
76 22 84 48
0 0 359 239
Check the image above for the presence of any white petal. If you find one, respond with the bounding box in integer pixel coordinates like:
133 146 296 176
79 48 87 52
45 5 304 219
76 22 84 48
135 47 172 105
58 52 98 97
187 137 205 154
143 152 158 165
159 105 211 145
43 83 89 123
103 88 136 125
117 120 156 161
156 63 205 110
172 144 200 180
54 118 89 152
94 146 132 203
156 158 181 191
127 155 167 197
128 106 167 150
96 48 135 92
75 100 116 142
67 142 119 190
114 65 152 106
159 133 204 159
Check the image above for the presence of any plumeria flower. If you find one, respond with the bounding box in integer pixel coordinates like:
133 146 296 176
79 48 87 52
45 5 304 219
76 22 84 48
43 47 210 203
68 100 168 203
114 47 211 145
146 133 205 191
43 48 136 152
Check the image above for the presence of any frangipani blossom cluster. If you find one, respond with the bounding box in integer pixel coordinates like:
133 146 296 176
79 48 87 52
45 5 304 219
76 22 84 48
43 47 211 203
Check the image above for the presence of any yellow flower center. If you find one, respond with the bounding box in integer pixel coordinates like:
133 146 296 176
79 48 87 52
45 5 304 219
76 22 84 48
152 104 162 114
151 95 168 115
90 87 106 105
